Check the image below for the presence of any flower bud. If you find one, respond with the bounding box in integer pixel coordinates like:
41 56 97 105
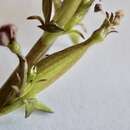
115 10 124 18
94 3 103 12
0 24 17 46
113 10 124 25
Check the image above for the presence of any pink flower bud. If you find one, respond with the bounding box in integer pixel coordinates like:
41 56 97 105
94 3 103 12
0 24 17 46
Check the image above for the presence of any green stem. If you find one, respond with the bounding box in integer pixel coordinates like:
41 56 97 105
0 99 23 116
54 0 82 26
23 30 104 97
26 32 61 67
65 0 94 30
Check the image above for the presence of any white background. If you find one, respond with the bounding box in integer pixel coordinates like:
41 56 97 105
0 0 130 130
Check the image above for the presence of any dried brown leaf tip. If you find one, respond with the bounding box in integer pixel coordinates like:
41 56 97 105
94 3 103 12
0 24 17 46
92 10 124 41
114 10 125 25
27 0 64 33
105 10 124 27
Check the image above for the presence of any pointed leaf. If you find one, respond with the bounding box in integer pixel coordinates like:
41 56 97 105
46 22 64 32
38 21 64 33
24 98 53 118
27 16 44 25
35 101 53 113
24 100 34 118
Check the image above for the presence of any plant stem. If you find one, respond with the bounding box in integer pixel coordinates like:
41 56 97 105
54 0 82 26
24 34 101 97
65 0 94 30
26 32 61 67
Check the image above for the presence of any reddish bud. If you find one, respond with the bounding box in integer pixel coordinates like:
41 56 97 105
94 3 103 12
0 24 17 46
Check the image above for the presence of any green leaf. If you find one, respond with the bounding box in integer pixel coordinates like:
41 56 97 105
42 0 53 23
24 98 53 118
35 101 53 113
25 99 34 118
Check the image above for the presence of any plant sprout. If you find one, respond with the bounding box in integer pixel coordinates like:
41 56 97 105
0 0 124 118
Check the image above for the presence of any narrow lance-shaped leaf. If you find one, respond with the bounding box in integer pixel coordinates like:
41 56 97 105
38 21 64 32
24 98 53 118
27 16 45 25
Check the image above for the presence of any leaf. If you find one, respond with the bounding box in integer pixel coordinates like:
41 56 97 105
27 16 45 25
25 99 34 118
46 22 64 32
42 0 53 23
35 101 53 113
38 21 64 33
24 98 53 118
